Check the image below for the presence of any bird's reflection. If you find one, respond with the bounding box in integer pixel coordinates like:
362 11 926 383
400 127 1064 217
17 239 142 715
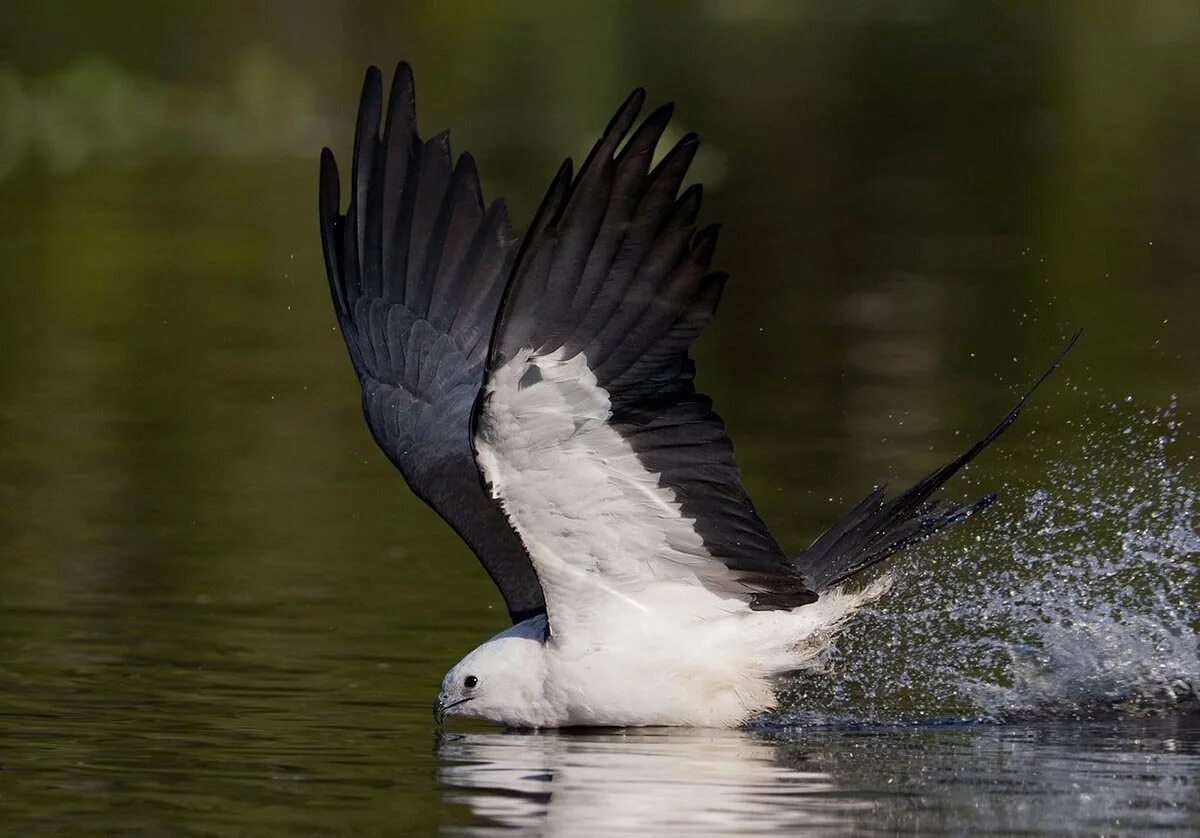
436 719 1200 835
435 727 869 834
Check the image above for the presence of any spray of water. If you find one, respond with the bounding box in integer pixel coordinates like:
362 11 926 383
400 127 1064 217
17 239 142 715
779 398 1200 725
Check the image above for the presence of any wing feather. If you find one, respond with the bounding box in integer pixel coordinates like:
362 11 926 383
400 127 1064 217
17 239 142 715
471 90 1075 634
320 64 545 623
474 93 816 635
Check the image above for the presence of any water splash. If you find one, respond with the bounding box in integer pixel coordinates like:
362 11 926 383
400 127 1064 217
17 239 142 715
779 398 1200 724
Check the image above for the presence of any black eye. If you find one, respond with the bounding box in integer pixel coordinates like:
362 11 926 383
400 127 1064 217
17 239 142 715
464 675 478 690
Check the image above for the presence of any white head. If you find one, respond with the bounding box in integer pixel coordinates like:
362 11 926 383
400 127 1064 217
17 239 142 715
435 615 549 728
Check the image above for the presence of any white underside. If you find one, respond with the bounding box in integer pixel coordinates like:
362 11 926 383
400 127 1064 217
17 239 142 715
451 577 890 728
466 347 888 727
548 578 889 727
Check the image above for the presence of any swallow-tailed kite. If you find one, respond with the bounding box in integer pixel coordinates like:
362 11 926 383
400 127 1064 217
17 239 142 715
318 64 1075 728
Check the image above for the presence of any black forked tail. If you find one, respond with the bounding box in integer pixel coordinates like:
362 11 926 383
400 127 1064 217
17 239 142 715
796 331 1081 592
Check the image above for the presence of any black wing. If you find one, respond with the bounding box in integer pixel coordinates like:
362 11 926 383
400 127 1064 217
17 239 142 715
471 87 1078 614
475 91 818 613
319 64 544 623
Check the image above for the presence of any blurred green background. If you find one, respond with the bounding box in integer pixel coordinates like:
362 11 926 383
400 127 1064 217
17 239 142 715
1 1 1199 833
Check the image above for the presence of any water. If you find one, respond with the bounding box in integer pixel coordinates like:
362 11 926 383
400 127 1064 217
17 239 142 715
782 401 1200 725
3 3 1200 834
441 722 1200 835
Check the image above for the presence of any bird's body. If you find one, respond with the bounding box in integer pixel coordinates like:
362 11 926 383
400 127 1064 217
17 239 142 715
445 581 888 728
461 344 889 727
318 63 1075 729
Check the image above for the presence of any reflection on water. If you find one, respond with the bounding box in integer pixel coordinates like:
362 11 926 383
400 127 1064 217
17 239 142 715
438 729 857 835
440 721 1200 836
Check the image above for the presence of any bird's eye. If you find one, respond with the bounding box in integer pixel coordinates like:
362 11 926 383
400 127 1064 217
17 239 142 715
464 675 478 690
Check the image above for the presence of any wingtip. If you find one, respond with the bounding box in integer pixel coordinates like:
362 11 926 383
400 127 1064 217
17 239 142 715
652 131 701 179
555 156 575 187
452 151 486 210
645 101 676 129
702 270 730 301
427 129 452 148
384 61 417 133
455 150 478 177
391 61 415 90
623 87 648 113
615 101 678 169
360 64 384 104
600 88 647 147
352 67 384 177
693 223 721 255
679 181 703 203
319 147 340 209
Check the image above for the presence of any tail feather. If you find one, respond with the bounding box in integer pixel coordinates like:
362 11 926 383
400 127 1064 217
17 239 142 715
797 331 1081 592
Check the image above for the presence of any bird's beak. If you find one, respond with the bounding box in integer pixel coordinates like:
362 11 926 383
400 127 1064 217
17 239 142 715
433 696 473 726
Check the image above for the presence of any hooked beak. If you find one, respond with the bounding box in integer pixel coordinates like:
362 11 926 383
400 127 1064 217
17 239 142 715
433 696 474 726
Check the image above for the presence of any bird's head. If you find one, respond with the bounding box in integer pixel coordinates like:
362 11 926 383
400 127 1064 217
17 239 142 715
435 616 549 727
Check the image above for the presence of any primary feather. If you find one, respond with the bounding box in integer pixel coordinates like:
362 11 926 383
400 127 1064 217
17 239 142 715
319 64 545 623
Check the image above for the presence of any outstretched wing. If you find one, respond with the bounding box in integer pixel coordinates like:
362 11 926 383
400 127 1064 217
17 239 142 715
319 64 544 623
472 91 817 636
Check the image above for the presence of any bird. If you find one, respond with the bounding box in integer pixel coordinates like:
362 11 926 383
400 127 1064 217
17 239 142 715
318 63 1076 728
